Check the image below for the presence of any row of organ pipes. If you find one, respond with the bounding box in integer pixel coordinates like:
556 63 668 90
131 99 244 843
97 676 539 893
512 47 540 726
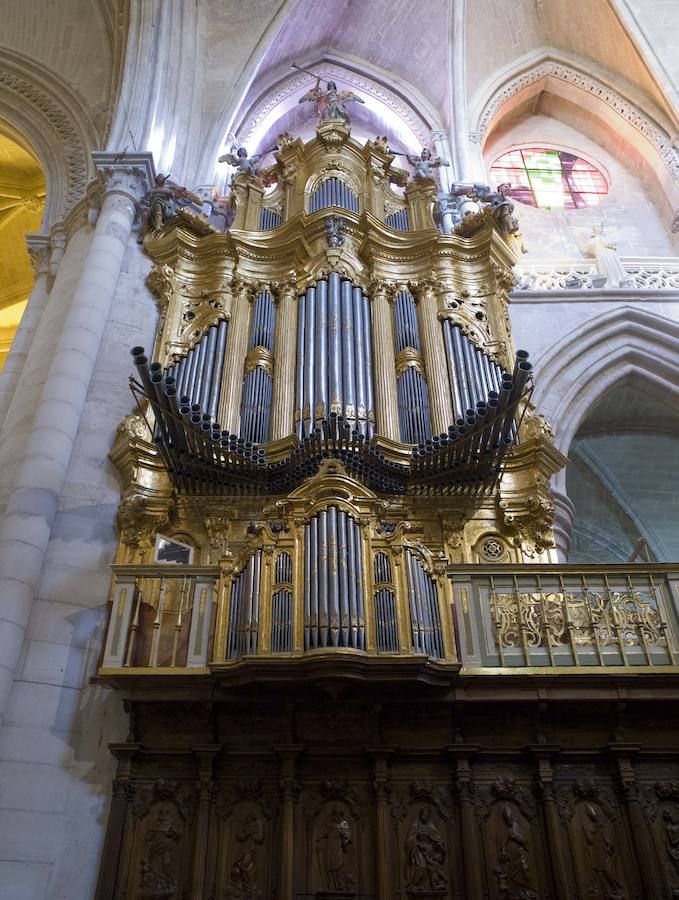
133 275 532 496
221 515 445 659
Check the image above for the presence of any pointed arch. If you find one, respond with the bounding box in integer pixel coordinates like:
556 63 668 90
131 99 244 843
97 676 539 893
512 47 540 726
531 305 679 491
471 52 679 231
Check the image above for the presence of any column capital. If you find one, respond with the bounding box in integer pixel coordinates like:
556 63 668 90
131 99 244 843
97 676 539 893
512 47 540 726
25 233 51 278
92 150 156 203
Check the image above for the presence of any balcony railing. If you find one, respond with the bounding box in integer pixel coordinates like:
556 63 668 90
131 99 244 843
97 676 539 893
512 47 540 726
100 563 679 677
513 257 679 292
452 564 679 670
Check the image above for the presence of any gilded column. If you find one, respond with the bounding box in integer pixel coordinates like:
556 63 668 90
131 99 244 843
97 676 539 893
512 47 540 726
612 747 663 899
277 745 301 900
369 280 399 441
415 280 454 435
0 234 51 430
218 278 252 432
190 744 220 900
532 750 573 900
94 742 139 900
270 278 297 440
450 748 483 900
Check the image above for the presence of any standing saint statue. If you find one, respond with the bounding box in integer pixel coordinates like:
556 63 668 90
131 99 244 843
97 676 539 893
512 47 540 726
138 806 181 900
315 805 354 892
226 813 265 899
494 806 537 900
404 806 448 893
297 77 365 124
581 804 626 899
663 809 679 884
582 224 628 288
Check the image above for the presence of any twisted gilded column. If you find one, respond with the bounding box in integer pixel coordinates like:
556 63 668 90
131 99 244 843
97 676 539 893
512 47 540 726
415 280 453 434
218 278 252 433
369 280 399 441
0 235 51 430
0 152 155 732
270 278 297 440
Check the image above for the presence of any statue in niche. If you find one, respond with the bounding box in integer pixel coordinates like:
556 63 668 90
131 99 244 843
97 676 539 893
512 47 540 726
581 804 626 899
138 805 181 900
662 808 679 884
297 72 365 125
403 148 449 182
225 812 265 899
493 805 537 900
315 805 355 892
325 215 346 247
139 174 202 237
404 806 448 894
580 224 629 288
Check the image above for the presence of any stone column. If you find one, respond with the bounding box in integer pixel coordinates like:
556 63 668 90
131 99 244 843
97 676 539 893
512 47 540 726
369 280 399 441
416 281 454 435
270 278 297 440
94 742 140 900
0 235 51 430
218 279 251 433
191 744 220 900
277 745 301 900
532 750 573 900
611 747 663 899
0 152 155 732
450 748 483 900
552 488 576 562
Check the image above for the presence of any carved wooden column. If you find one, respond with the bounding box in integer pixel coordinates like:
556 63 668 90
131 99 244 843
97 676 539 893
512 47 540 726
450 747 483 900
415 280 453 435
369 280 399 441
277 745 301 900
270 278 298 440
611 746 663 899
94 742 139 900
532 749 573 900
190 743 220 900
369 749 394 900
219 278 252 432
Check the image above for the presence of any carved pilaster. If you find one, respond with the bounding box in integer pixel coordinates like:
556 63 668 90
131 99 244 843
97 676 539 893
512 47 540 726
530 747 573 900
369 279 399 441
190 744 220 900
270 277 298 440
277 745 302 900
414 279 454 435
449 747 483 900
94 742 140 900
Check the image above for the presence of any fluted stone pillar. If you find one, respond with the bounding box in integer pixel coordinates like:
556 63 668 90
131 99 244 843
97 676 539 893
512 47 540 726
0 235 51 430
0 151 155 731
369 280 399 441
553 487 576 562
219 279 251 433
270 279 297 440
416 281 454 435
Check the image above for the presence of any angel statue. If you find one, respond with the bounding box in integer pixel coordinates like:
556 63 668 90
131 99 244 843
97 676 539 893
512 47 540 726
295 66 365 124
139 174 202 239
218 146 265 178
404 147 449 181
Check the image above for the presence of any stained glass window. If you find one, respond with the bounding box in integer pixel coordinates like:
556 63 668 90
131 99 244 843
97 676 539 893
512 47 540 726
490 148 608 209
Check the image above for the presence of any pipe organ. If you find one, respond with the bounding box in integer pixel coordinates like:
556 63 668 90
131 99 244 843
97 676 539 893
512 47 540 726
99 117 571 900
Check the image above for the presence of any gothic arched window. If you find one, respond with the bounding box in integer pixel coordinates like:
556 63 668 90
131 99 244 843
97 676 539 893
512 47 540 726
490 147 608 209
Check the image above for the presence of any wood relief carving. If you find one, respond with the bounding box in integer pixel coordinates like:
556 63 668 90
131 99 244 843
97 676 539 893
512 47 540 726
579 803 626 899
492 805 536 900
224 812 265 899
138 805 182 900
404 806 448 895
315 805 355 894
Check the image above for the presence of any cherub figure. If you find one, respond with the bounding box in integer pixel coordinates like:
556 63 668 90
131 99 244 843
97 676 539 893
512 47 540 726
298 79 365 124
139 174 202 238
374 135 391 154
405 147 449 181
219 146 265 178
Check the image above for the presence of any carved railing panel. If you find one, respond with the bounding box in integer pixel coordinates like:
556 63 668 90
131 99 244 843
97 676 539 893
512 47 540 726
514 257 679 292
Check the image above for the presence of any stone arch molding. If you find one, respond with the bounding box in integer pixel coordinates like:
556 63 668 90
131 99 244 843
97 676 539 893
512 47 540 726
0 47 100 226
530 305 679 492
219 51 448 179
472 54 679 192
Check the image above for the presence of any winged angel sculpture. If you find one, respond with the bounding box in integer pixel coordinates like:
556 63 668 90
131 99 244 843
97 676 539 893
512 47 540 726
294 65 365 124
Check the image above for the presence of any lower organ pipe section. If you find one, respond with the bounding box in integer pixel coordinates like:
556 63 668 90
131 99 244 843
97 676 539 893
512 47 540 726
271 551 293 653
240 366 272 444
303 506 365 651
397 367 432 445
374 551 398 652
296 273 374 438
442 320 504 419
405 549 443 658
227 550 262 658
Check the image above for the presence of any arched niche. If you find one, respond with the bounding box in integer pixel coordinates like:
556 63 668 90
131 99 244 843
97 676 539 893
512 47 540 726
207 53 451 194
472 55 679 245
